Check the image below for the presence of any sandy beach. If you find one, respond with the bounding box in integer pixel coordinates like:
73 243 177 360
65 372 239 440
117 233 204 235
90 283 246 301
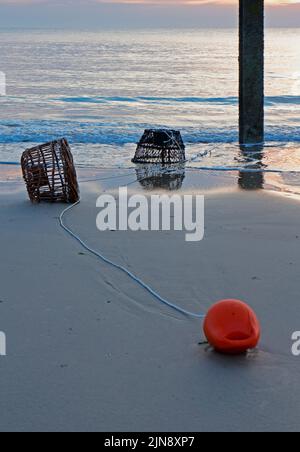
1 164 300 432
1 2 300 433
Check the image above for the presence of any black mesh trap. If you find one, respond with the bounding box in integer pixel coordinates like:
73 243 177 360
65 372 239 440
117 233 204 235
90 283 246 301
132 129 186 164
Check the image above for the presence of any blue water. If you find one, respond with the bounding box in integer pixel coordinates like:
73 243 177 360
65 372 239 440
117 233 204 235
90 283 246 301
0 28 300 169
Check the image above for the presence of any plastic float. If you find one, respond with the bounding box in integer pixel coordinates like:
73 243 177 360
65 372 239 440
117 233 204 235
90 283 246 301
203 299 261 354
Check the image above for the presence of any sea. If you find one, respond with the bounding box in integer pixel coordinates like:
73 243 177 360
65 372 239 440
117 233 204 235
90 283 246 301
0 28 300 172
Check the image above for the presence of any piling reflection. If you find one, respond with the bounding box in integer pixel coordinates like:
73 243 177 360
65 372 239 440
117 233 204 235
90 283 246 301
238 144 265 190
135 163 186 191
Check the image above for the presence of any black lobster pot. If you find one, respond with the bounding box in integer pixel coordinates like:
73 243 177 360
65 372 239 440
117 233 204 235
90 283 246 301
132 129 186 164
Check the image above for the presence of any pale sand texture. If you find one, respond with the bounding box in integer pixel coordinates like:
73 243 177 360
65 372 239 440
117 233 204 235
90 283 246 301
0 166 300 432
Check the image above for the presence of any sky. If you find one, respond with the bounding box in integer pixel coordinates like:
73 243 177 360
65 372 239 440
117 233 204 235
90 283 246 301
0 1 299 28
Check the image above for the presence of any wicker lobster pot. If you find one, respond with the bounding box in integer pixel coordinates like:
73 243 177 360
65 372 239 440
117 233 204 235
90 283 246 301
21 139 79 203
132 129 186 164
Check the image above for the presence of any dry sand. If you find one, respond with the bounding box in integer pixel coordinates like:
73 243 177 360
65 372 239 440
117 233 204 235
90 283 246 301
1 165 300 432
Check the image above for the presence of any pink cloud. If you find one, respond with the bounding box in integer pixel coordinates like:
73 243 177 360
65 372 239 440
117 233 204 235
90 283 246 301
0 0 298 4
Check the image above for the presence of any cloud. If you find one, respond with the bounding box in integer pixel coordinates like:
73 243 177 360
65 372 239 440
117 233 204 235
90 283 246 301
0 0 299 4
0 0 296 4
0 0 299 28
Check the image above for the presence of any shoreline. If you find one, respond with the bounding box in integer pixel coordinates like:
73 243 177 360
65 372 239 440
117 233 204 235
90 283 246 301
1 161 300 200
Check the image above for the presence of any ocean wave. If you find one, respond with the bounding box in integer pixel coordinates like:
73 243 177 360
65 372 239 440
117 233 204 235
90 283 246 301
0 120 300 145
58 95 300 106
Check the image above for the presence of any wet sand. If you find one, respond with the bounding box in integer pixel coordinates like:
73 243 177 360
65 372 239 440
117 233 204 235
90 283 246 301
1 165 300 432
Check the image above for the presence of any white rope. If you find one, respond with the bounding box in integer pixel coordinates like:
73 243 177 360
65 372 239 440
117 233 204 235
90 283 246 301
4 139 297 319
79 172 136 184
59 200 206 319
4 138 295 319
57 138 283 320
186 166 290 173
187 143 222 163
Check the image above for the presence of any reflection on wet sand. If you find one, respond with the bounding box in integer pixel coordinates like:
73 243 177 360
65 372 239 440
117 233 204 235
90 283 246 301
135 164 186 191
237 144 300 196
238 145 265 190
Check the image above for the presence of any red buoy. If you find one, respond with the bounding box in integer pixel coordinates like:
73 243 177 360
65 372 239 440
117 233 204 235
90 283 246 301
203 299 260 354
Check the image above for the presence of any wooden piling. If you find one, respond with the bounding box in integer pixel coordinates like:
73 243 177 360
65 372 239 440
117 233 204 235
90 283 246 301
239 0 265 145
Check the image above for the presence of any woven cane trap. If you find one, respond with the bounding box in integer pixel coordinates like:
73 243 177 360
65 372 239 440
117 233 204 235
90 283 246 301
132 129 186 164
21 138 79 203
